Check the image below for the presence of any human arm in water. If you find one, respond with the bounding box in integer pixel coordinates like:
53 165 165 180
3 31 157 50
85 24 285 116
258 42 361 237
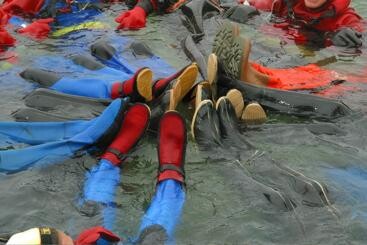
326 10 365 48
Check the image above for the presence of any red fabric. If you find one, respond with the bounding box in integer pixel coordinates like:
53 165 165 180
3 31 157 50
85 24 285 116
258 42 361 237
121 72 137 96
101 103 149 165
2 0 45 15
17 18 54 40
158 111 186 183
0 8 10 26
74 226 120 245
110 82 123 99
251 62 341 90
248 0 275 11
111 68 145 99
249 0 364 32
0 51 18 63
153 65 188 97
115 6 147 30
0 28 15 49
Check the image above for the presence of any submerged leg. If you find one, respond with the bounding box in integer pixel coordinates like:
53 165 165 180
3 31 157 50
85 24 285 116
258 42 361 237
137 111 187 244
80 104 150 229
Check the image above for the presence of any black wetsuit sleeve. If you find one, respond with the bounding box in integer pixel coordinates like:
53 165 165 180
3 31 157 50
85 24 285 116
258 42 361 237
136 0 179 14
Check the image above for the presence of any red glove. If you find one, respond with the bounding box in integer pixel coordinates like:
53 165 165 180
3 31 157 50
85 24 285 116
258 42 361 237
17 18 54 40
74 226 120 245
115 6 147 30
0 8 10 26
2 0 45 15
0 28 16 48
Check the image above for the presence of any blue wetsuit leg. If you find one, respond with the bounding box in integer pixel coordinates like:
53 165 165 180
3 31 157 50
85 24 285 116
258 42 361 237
138 179 186 244
0 99 125 172
81 159 121 230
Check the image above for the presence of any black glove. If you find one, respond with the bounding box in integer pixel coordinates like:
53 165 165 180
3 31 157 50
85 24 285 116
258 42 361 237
223 5 259 24
330 27 363 48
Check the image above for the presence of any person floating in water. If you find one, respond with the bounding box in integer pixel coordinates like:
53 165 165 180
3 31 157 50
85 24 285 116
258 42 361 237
246 0 365 47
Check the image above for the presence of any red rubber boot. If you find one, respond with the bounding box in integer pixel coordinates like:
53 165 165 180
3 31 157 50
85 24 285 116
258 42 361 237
152 63 198 99
101 103 150 166
157 111 187 184
111 67 153 102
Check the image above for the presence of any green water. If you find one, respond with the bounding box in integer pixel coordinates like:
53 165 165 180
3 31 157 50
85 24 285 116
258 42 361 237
0 1 367 244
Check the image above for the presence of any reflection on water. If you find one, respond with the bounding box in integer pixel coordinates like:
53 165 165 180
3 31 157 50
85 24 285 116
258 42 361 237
0 1 367 244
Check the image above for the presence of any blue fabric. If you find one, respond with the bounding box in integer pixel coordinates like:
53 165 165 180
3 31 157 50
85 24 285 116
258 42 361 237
0 99 125 172
37 0 102 27
326 166 367 221
49 67 131 98
327 167 367 202
8 16 28 28
82 159 121 229
138 179 186 243
94 37 177 79
31 55 132 98
51 77 114 98
56 8 102 27
83 159 120 205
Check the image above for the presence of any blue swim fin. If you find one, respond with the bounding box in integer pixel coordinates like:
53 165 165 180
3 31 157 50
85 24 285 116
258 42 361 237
91 39 176 79
0 99 127 172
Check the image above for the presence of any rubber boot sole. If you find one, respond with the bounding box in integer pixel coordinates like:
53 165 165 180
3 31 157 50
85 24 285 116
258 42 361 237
226 89 244 119
194 81 211 110
137 68 153 102
191 99 213 140
169 63 198 110
207 53 218 100
212 21 245 80
242 102 267 125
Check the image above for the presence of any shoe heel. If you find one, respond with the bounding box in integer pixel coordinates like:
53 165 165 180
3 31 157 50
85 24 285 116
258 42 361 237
173 63 198 102
241 102 267 125
226 89 244 119
136 68 153 102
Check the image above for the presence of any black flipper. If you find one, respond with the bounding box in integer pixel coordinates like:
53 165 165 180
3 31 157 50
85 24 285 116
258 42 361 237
90 40 116 62
180 0 221 36
222 5 259 24
12 108 76 122
130 41 154 58
23 88 110 119
20 68 61 87
218 75 353 120
71 54 105 71
181 35 208 79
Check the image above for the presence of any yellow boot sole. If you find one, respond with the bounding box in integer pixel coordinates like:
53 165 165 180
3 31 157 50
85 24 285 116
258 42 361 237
226 89 244 119
241 102 267 125
171 63 198 110
136 68 153 102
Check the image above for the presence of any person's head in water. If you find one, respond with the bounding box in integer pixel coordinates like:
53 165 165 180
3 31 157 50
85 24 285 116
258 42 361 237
304 0 328 9
2 227 73 245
